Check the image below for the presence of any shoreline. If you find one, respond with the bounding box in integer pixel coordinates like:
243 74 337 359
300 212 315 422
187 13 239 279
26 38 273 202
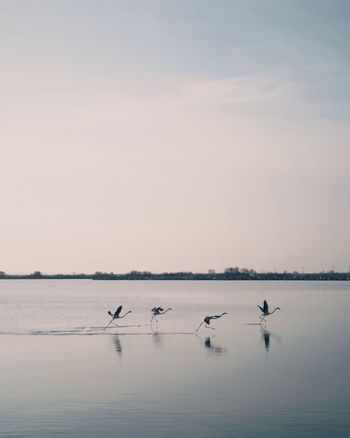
1 274 349 281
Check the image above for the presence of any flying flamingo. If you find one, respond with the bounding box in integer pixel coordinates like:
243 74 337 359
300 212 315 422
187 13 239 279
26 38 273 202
104 305 132 329
195 312 227 332
257 300 280 324
150 306 172 325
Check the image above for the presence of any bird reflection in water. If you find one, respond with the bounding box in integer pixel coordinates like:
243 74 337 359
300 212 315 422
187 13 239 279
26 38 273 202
203 336 227 356
152 331 163 349
260 327 281 352
113 335 123 356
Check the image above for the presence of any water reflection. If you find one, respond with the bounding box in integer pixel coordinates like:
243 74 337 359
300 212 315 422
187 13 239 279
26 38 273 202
260 327 281 352
113 335 123 356
152 332 163 349
203 336 227 356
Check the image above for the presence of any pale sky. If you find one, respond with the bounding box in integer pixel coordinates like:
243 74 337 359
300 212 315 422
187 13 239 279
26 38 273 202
0 0 349 274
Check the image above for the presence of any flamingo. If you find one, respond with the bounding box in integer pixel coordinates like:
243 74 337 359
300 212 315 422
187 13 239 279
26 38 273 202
257 300 280 324
195 312 227 332
104 305 132 329
150 306 172 325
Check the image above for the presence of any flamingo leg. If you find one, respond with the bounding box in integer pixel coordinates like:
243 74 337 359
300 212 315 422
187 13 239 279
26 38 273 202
258 315 265 324
104 318 115 330
150 316 158 326
195 322 204 332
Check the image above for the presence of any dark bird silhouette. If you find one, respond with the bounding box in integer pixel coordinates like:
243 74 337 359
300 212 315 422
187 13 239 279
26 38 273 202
104 305 132 329
257 300 280 323
195 312 227 332
150 306 172 325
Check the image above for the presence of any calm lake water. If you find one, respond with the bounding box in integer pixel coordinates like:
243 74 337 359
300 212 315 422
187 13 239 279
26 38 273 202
0 280 349 438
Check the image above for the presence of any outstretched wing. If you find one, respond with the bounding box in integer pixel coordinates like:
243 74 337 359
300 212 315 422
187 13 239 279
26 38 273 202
114 305 122 317
257 305 264 312
263 300 269 313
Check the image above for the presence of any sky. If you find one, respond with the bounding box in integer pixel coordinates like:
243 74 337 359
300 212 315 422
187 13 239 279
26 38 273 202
0 0 349 274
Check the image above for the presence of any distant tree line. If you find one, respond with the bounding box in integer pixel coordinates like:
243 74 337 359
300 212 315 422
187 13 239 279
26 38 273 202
0 271 89 280
0 267 349 281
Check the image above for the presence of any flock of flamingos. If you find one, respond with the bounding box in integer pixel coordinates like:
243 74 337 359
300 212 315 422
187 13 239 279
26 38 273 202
104 299 281 332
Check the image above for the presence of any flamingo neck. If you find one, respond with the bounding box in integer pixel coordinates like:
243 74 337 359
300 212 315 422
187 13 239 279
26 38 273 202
157 308 171 315
120 311 131 318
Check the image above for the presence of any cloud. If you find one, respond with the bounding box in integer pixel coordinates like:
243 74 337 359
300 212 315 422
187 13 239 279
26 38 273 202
180 76 296 105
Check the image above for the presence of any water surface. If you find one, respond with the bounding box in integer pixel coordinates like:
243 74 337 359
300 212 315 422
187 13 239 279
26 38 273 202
0 280 349 437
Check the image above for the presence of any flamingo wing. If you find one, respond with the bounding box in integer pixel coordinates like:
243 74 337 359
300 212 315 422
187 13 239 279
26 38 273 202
263 300 269 313
114 305 123 317
257 305 264 312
